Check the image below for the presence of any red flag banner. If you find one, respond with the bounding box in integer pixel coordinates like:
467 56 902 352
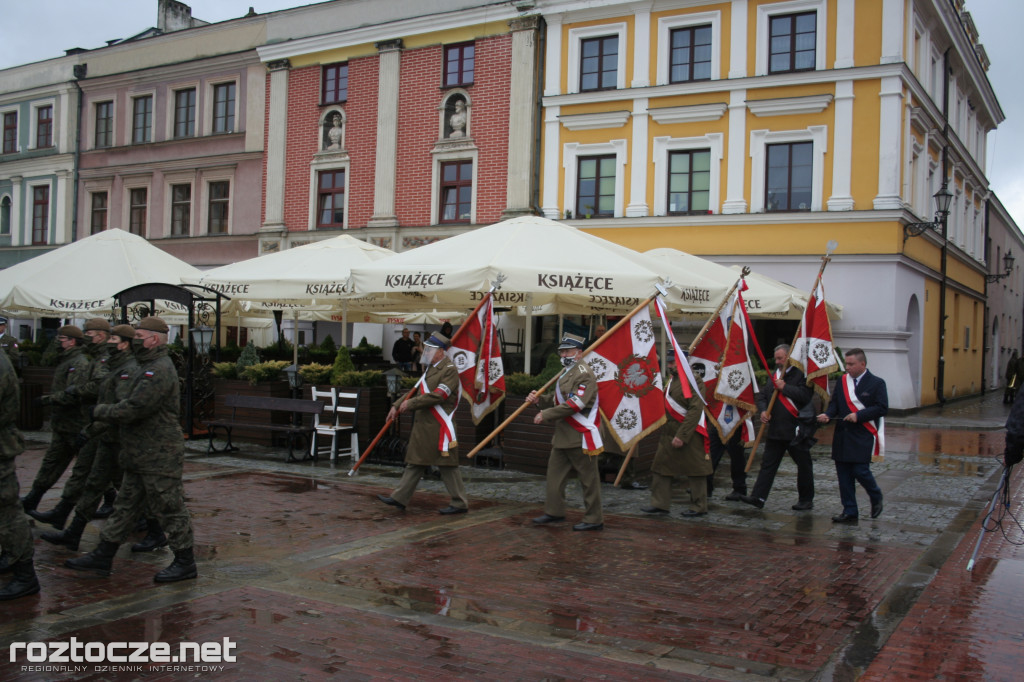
712 306 758 441
654 296 705 403
446 295 506 424
788 279 839 402
585 306 666 451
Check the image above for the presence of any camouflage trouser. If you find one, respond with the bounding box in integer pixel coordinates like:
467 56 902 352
100 471 193 551
29 430 80 495
73 439 122 519
0 457 33 564
59 438 98 505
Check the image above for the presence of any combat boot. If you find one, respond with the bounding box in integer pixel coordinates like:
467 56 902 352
154 547 197 583
94 488 117 519
0 560 40 601
131 519 168 552
28 498 74 529
64 540 119 576
20 486 45 513
41 513 89 551
0 551 12 573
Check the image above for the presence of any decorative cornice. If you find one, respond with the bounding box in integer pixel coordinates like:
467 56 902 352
266 59 291 72
376 39 403 53
747 94 833 117
649 102 727 124
558 110 630 130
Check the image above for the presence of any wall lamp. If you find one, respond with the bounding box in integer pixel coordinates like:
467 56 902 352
903 187 953 242
985 250 1015 283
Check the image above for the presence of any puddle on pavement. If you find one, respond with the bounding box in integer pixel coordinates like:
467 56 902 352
889 429 1004 457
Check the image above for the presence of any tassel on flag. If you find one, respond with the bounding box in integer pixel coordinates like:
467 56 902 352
446 295 506 424
789 279 839 402
585 306 667 451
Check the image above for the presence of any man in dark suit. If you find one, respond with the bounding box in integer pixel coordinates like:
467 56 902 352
817 348 887 523
741 344 815 510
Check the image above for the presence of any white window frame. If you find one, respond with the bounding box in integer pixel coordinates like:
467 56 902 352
656 11 721 85
126 90 156 145
167 81 200 140
28 180 53 245
430 149 479 226
122 179 152 238
652 133 723 216
749 126 827 212
88 97 117 150
567 23 628 94
755 0 827 77
199 170 234 236
205 79 239 136
308 157 351 231
83 179 113 235
930 47 942 105
28 98 56 151
0 106 18 154
164 173 196 238
0 193 13 236
562 140 627 218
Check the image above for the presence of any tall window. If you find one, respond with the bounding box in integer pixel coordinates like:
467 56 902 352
132 96 152 144
443 42 475 87
95 101 113 148
36 106 53 148
322 63 348 105
32 186 49 245
173 89 196 138
208 181 230 234
667 149 711 214
0 196 10 235
2 112 16 154
580 36 619 92
317 170 345 229
765 142 813 211
576 155 616 218
439 161 472 223
171 184 191 236
129 188 147 236
212 83 235 134
768 11 816 74
670 26 712 83
90 192 108 235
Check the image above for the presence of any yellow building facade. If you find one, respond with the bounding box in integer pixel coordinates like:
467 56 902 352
536 0 1002 408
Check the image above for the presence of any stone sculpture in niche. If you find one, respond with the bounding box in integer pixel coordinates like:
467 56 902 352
325 113 343 151
448 99 467 139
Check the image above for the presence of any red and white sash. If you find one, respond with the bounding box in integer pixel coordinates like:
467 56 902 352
555 369 603 455
775 368 800 418
841 373 885 460
415 369 459 455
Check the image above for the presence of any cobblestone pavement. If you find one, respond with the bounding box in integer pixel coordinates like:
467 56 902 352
1 391 1020 680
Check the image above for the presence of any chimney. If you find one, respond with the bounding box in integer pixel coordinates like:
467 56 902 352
158 0 195 33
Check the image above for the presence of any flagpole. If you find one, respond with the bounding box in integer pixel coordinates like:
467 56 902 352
745 243 837 473
466 289 664 459
612 443 640 487
348 275 505 476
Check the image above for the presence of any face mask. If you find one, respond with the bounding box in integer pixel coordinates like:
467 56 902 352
131 338 146 353
561 356 575 368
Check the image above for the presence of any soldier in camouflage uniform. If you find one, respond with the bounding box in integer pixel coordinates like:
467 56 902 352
0 317 21 368
0 347 38 600
66 317 197 583
377 332 469 514
30 318 111 529
20 325 92 513
41 324 140 552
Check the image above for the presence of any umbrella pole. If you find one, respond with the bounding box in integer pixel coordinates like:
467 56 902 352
292 310 299 367
524 293 533 375
341 301 348 347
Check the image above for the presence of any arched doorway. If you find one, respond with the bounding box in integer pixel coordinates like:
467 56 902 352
907 295 922 401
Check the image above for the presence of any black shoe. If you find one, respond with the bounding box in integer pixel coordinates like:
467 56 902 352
0 560 40 601
531 514 565 525
739 495 765 509
639 506 669 515
724 491 744 501
871 499 884 519
573 522 603 531
680 509 707 517
831 513 859 523
792 500 814 511
131 519 168 552
41 513 88 552
65 540 119 576
376 495 405 510
438 506 468 515
154 547 197 583
28 499 74 530
0 551 13 573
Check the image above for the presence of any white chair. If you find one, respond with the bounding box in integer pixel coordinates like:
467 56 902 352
309 386 360 462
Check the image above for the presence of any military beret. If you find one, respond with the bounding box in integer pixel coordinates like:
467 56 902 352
58 325 84 339
137 317 169 333
83 318 111 332
111 324 136 340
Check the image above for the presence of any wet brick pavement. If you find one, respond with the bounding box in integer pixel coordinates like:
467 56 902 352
1 390 1021 680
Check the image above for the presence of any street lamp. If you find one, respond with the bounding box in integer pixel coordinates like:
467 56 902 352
903 187 954 242
383 367 405 400
985 250 1015 283
189 325 214 356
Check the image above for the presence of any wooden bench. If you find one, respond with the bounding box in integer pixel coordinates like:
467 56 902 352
205 395 324 462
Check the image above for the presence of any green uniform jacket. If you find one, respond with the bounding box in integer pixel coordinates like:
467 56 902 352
78 342 111 406
399 356 460 466
0 350 24 461
653 374 711 477
0 332 21 368
92 345 184 476
41 345 92 433
84 348 138 443
537 360 601 452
